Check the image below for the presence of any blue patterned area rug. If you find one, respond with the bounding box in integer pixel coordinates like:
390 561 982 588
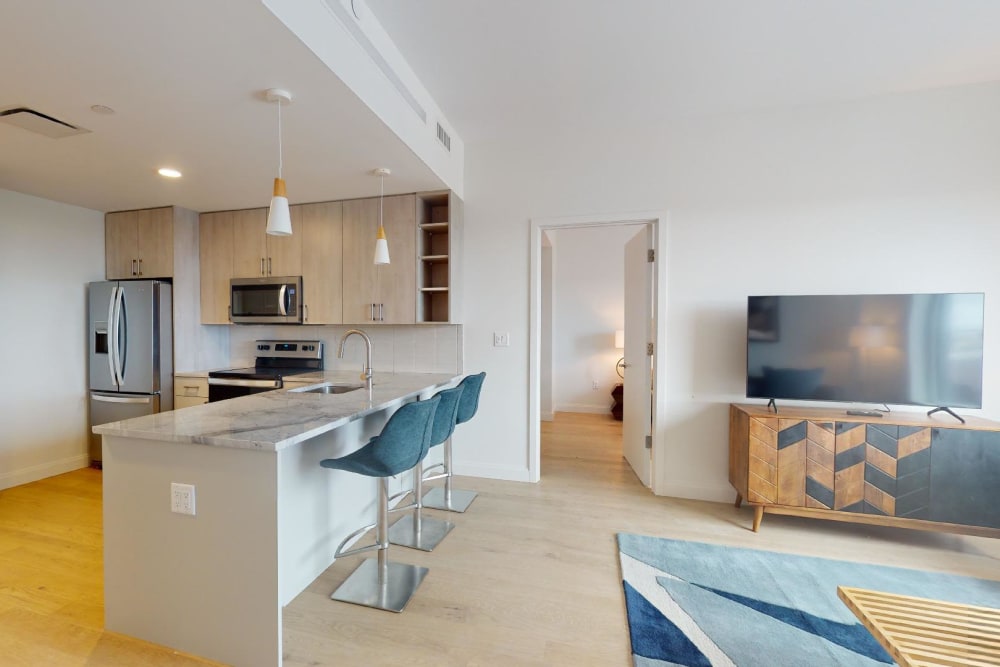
617 533 1000 667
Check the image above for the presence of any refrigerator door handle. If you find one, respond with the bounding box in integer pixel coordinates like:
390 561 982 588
92 394 153 404
113 286 127 386
118 286 127 382
106 286 118 387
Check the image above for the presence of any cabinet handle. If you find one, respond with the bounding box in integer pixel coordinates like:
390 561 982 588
303 304 309 322
369 303 375 321
138 258 143 276
378 303 384 322
268 257 272 275
132 259 137 276
260 258 265 275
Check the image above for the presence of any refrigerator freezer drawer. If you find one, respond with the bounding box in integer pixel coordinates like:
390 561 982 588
89 392 160 463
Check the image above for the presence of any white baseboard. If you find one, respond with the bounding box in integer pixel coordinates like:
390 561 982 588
453 462 531 483
0 454 90 491
555 403 612 415
655 480 733 504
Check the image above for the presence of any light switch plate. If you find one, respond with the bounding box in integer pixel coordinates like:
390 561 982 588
171 482 196 516
493 332 510 347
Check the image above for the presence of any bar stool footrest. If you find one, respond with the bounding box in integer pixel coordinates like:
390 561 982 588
388 514 455 552
422 487 477 513
331 558 429 613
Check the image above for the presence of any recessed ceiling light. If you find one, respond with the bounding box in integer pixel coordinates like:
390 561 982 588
90 104 115 115
157 167 182 178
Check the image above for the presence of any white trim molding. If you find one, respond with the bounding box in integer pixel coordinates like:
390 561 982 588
529 210 669 492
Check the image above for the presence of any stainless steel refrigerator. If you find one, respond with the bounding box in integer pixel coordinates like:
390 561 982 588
88 280 173 464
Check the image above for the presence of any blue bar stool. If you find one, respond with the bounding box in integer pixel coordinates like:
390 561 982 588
387 384 464 551
422 372 486 513
320 395 440 613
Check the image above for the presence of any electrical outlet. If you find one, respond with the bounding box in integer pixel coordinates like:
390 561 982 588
592 381 600 390
171 482 196 516
493 332 510 347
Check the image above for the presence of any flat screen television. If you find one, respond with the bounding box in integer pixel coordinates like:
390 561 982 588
746 293 985 408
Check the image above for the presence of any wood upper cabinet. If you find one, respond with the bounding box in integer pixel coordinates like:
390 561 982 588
199 211 234 324
105 207 174 279
294 201 343 325
342 194 416 324
232 208 301 278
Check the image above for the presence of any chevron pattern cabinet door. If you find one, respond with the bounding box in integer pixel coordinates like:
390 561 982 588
805 422 836 509
747 418 812 506
747 417 778 503
834 422 866 512
863 424 932 518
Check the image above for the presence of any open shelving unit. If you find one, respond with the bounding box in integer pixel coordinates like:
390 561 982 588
416 191 457 323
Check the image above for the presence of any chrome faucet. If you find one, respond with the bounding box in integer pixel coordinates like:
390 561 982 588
338 329 373 392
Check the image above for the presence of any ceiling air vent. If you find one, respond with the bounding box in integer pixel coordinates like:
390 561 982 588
436 122 451 152
0 107 90 138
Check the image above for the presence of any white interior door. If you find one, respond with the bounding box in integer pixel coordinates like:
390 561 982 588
623 227 652 487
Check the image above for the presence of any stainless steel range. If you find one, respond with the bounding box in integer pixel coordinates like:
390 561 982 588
208 340 323 402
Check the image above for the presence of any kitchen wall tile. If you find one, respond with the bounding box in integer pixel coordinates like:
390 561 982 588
225 324 461 375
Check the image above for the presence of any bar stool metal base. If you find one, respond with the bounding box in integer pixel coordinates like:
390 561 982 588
388 514 455 552
422 487 478 513
330 558 429 613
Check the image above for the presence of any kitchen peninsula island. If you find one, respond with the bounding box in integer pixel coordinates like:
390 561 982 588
93 371 459 667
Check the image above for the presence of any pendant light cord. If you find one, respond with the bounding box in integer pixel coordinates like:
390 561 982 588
277 99 283 179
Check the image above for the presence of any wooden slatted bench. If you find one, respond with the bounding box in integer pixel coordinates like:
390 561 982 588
838 586 1000 667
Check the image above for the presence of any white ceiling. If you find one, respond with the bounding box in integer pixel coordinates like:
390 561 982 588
367 0 1000 142
5 1 1000 213
0 0 444 213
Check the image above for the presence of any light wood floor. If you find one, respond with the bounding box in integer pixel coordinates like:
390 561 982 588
2 413 998 665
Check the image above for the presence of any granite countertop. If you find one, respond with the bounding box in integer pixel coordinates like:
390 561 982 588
93 371 459 452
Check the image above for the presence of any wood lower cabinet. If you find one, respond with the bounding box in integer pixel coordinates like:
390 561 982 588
174 374 208 410
342 194 416 324
106 207 174 279
730 403 1000 537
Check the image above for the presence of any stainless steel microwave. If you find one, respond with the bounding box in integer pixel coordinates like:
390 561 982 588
230 276 303 324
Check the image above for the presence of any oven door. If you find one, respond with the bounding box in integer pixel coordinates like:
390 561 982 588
208 378 281 402
230 277 302 324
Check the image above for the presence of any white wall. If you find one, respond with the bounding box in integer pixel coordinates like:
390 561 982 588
548 225 639 413
457 81 1000 492
0 189 105 489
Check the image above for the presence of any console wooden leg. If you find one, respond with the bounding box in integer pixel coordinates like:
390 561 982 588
734 492 743 509
752 505 764 532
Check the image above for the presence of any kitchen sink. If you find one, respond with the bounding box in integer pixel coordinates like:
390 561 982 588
292 383 365 395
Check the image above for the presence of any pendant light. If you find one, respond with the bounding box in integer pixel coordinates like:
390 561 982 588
372 167 391 264
265 88 293 236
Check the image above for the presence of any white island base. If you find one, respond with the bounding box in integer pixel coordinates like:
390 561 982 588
97 372 457 667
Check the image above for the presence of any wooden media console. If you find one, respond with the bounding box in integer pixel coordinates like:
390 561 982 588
729 403 1000 538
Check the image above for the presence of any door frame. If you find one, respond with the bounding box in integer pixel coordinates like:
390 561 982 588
528 211 668 492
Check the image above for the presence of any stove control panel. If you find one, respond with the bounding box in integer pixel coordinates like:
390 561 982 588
254 340 323 360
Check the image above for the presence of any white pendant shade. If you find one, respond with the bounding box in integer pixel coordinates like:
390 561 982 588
374 225 390 264
266 177 292 236
372 167 391 265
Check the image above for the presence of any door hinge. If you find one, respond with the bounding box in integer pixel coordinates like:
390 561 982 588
647 249 655 262
645 435 652 449
647 342 654 356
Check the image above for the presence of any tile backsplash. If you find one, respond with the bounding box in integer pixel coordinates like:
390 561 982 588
226 324 463 374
